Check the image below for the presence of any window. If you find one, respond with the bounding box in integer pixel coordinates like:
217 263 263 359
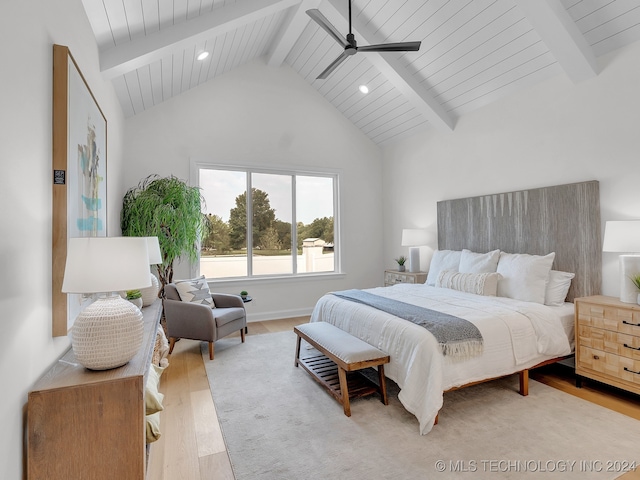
197 165 338 279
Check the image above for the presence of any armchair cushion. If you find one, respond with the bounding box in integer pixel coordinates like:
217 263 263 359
174 275 215 307
214 307 246 328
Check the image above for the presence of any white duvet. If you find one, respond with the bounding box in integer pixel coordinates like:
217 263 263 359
309 284 573 434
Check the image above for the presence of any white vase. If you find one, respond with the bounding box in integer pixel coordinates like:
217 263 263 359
129 297 143 310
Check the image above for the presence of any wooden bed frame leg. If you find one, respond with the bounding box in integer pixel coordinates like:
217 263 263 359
519 369 529 396
434 413 439 425
294 335 301 367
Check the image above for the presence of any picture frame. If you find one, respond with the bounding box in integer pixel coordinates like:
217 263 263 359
52 44 107 337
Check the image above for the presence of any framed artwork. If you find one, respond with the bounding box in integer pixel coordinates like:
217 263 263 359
52 44 107 337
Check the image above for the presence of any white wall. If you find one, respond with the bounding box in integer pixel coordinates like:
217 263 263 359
124 59 384 320
0 1 125 478
381 41 640 298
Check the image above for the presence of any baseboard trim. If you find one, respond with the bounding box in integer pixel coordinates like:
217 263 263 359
247 307 314 323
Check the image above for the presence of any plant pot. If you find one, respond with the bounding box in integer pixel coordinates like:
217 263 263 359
128 297 143 310
398 265 405 272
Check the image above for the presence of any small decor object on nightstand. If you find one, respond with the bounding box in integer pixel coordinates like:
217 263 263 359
240 290 248 300
395 256 407 272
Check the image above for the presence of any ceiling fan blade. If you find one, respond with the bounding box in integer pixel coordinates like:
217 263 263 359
317 51 351 80
307 9 350 48
357 41 422 53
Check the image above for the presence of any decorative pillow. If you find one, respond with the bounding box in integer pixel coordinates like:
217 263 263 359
458 249 500 274
544 270 575 306
437 269 501 296
496 252 555 304
174 275 215 307
145 364 165 415
426 250 462 286
146 412 162 443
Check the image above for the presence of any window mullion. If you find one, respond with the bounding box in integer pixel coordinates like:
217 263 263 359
291 175 297 274
246 171 253 277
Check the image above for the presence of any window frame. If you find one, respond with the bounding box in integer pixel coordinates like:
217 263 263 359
190 159 342 283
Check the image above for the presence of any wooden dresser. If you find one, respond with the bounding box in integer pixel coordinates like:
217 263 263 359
27 300 162 480
384 269 427 287
575 295 640 394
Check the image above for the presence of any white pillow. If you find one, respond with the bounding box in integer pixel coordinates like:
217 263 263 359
544 270 575 306
496 252 555 304
426 250 462 286
437 269 501 296
458 249 500 274
174 275 215 307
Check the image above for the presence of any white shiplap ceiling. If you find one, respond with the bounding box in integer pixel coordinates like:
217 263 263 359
82 0 640 145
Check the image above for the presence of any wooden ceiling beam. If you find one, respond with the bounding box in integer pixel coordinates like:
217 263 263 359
100 0 300 80
324 0 455 133
267 0 322 67
514 0 598 83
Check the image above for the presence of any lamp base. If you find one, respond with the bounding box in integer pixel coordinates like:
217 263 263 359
619 255 640 303
71 295 144 370
408 246 421 273
140 272 159 307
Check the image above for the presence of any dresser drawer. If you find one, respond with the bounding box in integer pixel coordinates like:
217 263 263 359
578 325 640 361
577 301 640 335
577 345 640 386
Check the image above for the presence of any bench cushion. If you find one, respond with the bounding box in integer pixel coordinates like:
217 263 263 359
296 322 387 364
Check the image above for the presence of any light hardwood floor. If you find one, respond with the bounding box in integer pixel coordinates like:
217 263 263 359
148 317 640 480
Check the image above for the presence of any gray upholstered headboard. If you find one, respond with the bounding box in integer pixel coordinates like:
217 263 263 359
437 181 601 302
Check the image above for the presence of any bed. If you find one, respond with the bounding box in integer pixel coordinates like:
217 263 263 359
310 181 602 434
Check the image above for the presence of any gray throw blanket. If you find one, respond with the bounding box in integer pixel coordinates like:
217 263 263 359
331 289 483 361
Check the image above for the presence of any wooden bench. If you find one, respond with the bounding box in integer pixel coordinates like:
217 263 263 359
294 322 390 417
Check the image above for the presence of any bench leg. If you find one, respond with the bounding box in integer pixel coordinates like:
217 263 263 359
378 364 388 405
337 367 351 417
294 334 301 367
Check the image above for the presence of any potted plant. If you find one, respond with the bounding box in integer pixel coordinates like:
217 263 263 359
126 290 143 309
240 290 248 300
121 174 210 297
630 274 640 304
395 256 407 272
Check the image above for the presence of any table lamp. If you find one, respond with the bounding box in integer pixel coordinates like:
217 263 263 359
402 229 429 273
602 220 640 303
140 236 162 306
62 237 151 370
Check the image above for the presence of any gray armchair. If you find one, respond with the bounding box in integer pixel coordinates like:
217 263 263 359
164 284 246 360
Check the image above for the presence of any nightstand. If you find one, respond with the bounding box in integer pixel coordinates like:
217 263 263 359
384 270 427 287
575 295 640 395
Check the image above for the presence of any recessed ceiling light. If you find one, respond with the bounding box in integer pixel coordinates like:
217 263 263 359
359 84 369 94
197 51 209 61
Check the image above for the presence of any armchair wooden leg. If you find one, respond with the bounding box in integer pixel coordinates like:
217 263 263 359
169 337 177 354
208 342 214 360
240 328 246 343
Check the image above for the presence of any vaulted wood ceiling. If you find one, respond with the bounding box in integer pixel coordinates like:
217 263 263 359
82 0 640 145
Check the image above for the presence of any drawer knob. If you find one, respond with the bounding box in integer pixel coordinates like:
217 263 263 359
593 355 600 360
622 320 640 327
624 367 640 375
624 343 640 351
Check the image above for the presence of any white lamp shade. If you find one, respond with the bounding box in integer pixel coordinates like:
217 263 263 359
401 229 429 247
62 237 152 294
602 221 640 252
145 236 163 264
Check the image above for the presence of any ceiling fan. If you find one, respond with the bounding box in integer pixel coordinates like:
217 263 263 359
306 1 421 80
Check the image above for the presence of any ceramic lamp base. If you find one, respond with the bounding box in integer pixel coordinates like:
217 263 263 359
408 246 420 273
140 273 159 306
619 255 640 303
71 295 144 370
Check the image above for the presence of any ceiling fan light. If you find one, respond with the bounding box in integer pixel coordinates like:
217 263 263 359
359 85 369 94
197 51 209 61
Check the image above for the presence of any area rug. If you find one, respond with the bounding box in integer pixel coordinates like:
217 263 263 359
205 330 640 479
